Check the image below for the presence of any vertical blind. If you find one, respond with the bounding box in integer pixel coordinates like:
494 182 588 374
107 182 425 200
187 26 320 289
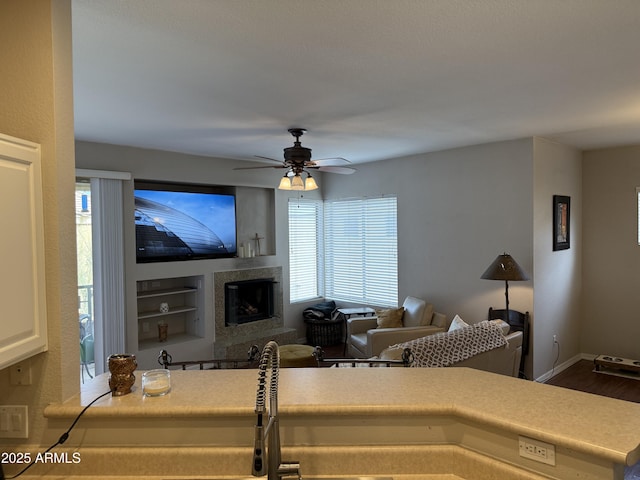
90 177 127 374
288 199 322 302
324 196 398 307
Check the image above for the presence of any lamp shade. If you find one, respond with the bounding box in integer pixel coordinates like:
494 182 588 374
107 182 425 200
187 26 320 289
481 253 529 281
305 175 318 190
278 176 292 190
291 174 304 190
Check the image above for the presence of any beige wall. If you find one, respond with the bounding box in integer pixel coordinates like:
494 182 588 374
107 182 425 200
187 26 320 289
582 146 640 358
0 0 77 449
532 138 583 379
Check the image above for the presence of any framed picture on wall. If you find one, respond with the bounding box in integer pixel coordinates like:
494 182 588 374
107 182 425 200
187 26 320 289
553 195 570 251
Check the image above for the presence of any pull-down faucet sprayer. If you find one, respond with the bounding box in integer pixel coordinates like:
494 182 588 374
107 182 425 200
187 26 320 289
252 341 300 480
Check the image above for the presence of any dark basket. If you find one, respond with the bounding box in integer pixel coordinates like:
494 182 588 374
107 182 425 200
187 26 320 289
304 317 342 347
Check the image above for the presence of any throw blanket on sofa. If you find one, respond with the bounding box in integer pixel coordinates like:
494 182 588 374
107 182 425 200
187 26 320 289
394 323 507 368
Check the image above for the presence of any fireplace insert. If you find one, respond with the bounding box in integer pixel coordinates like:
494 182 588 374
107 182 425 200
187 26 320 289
225 278 275 326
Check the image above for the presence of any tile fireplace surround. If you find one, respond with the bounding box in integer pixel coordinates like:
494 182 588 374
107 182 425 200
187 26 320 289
213 266 296 359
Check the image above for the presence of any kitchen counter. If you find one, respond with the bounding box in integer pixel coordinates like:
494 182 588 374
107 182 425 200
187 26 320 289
20 367 640 479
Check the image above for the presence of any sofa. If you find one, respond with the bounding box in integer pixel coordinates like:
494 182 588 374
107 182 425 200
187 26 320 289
347 296 450 358
379 321 523 377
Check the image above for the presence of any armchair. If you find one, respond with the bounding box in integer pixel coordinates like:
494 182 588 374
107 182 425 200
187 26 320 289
346 296 449 358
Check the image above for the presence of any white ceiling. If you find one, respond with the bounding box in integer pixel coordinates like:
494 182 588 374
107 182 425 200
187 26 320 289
71 0 640 165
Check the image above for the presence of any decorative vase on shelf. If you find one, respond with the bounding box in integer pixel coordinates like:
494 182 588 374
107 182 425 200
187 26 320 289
158 322 168 342
108 354 137 396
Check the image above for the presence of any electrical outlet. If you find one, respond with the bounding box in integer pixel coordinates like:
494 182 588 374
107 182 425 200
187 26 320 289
553 334 558 343
0 406 28 438
519 435 556 465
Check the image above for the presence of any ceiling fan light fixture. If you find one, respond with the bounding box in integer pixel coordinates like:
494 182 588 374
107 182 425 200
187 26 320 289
278 175 292 190
304 173 318 190
291 173 305 190
234 128 354 190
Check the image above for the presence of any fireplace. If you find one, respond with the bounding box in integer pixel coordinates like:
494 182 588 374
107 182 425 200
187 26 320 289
225 278 275 326
214 267 296 359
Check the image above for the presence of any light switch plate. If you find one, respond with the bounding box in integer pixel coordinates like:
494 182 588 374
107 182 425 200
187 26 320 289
0 405 28 438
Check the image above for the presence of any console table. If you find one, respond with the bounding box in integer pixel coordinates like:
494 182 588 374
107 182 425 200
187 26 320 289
337 307 376 318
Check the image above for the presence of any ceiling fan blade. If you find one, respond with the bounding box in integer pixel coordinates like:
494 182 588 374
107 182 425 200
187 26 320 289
311 157 352 165
314 166 357 175
254 155 286 164
232 165 285 170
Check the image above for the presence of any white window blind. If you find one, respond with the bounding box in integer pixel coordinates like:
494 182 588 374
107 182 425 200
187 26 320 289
288 199 322 302
324 196 398 307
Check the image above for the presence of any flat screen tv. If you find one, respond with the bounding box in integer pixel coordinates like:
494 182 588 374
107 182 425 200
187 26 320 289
134 180 237 263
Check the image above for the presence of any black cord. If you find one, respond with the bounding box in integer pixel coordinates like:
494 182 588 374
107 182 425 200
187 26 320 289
6 389 113 479
550 340 561 379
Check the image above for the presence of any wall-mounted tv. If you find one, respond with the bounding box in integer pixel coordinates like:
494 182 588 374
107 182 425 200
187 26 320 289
134 180 237 263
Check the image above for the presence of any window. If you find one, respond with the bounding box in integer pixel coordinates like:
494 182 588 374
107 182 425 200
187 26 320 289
75 169 131 377
76 181 95 381
288 199 322 302
324 196 398 307
288 195 398 307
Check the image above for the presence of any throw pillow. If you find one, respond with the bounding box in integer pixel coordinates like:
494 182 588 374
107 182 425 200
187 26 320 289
420 303 435 326
376 307 404 329
447 314 469 332
379 345 404 361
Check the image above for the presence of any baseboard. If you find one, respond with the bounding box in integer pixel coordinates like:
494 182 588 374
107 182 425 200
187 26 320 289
535 353 587 383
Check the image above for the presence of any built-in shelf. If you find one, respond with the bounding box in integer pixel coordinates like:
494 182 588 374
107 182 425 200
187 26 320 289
137 287 197 300
136 276 204 350
137 305 198 320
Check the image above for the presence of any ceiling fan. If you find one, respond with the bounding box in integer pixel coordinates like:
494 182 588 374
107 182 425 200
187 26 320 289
234 128 356 190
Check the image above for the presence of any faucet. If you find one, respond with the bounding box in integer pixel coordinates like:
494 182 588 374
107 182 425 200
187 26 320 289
252 341 301 480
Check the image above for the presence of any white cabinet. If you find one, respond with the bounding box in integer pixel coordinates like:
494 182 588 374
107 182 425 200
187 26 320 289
0 134 47 370
136 276 204 350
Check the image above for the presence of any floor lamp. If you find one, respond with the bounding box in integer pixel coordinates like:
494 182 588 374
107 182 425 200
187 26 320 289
481 253 529 321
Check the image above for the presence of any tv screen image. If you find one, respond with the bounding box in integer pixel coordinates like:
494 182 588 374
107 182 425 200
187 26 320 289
134 182 237 262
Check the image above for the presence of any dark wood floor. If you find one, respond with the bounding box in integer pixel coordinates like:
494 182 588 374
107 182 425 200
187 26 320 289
317 345 640 403
545 359 640 403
